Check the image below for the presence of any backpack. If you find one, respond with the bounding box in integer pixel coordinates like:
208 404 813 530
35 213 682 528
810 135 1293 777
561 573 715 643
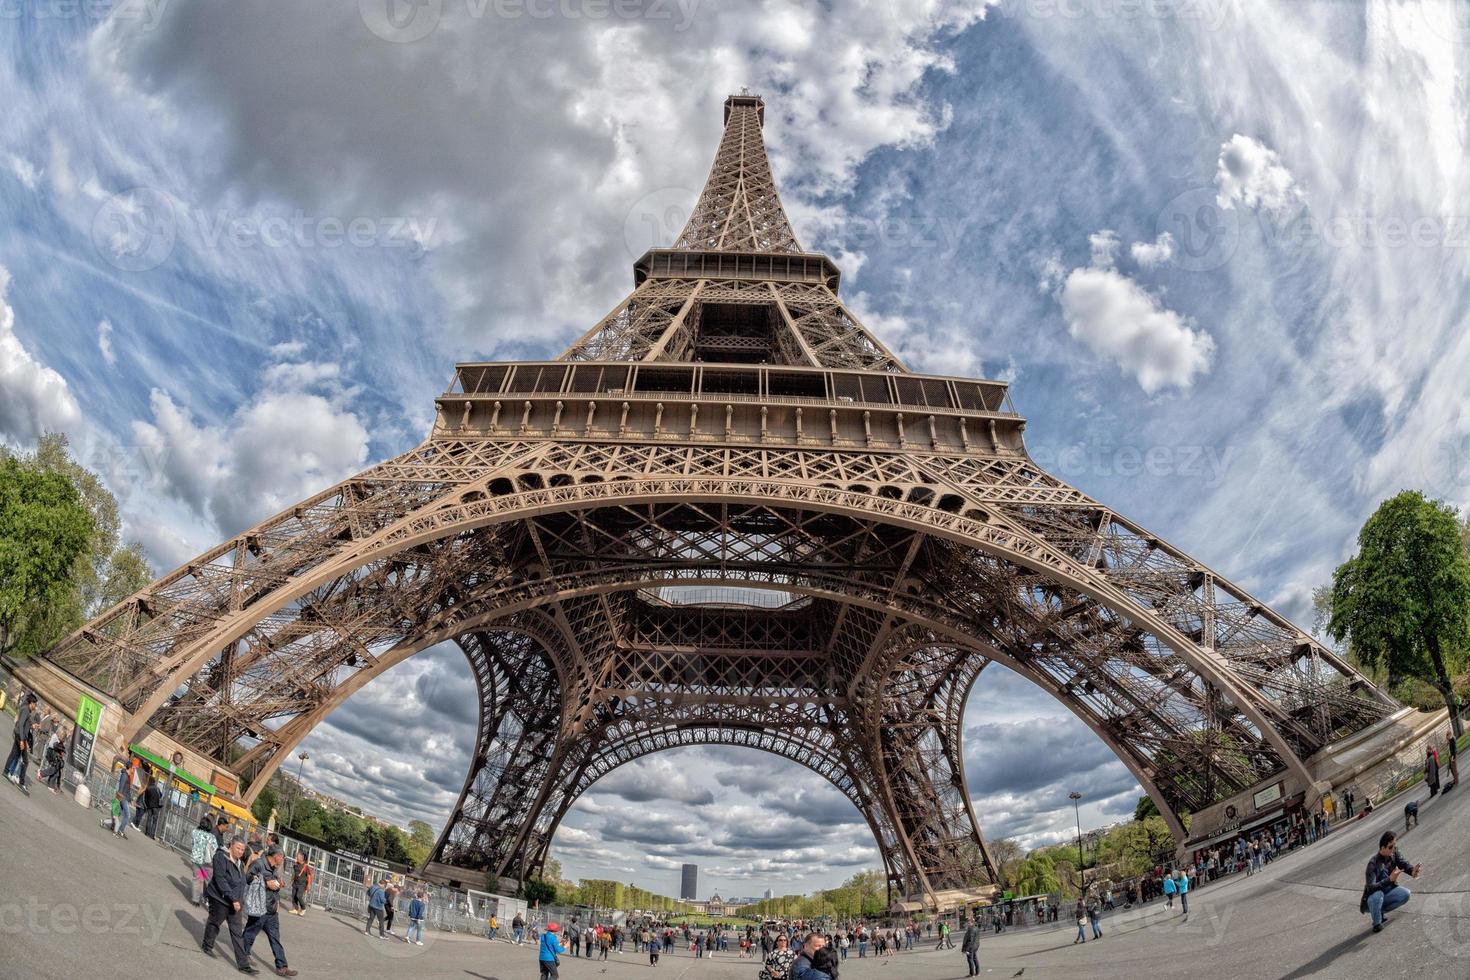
245 872 269 917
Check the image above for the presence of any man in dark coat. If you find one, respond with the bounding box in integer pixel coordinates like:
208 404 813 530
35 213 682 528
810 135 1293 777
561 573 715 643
203 836 252 971
1425 746 1441 797
960 917 981 976
242 846 297 977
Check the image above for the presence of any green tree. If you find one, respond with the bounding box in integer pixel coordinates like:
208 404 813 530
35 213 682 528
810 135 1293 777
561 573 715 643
1013 852 1060 897
1328 492 1470 736
252 785 280 825
0 434 153 658
0 454 93 656
1134 795 1160 821
405 819 435 867
521 879 557 904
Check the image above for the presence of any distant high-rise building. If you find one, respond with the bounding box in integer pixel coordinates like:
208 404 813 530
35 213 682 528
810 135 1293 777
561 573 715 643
681 864 698 900
763 888 773 900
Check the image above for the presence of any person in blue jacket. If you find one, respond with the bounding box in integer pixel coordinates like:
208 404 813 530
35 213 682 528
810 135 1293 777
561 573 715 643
539 921 567 979
1175 869 1190 919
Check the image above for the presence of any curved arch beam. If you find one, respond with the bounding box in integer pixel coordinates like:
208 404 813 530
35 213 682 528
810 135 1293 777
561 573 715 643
109 476 1325 799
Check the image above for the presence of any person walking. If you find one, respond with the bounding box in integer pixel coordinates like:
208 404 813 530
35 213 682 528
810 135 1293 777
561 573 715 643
288 853 312 916
538 921 567 979
1425 745 1442 798
39 724 67 793
1087 895 1103 938
4 693 36 793
1072 898 1087 944
513 911 526 945
190 815 219 906
383 882 398 937
241 845 296 977
1162 871 1177 909
1175 869 1190 920
1362 830 1421 933
960 917 980 977
406 889 426 946
364 879 387 938
201 836 251 972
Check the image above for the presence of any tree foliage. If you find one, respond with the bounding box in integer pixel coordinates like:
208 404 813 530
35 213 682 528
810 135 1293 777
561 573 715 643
1328 492 1470 735
0 434 152 657
0 452 93 656
1134 795 1160 821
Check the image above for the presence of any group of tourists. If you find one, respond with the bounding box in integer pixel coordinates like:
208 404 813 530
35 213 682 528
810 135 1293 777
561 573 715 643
365 876 428 944
5 692 71 796
190 816 311 975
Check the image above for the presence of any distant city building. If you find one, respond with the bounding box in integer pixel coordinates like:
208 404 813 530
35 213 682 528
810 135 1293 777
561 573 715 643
681 864 698 900
685 892 749 917
763 888 773 900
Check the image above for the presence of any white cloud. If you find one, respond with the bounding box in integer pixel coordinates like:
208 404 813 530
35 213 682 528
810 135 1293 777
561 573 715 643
1215 133 1303 217
0 265 82 443
1088 229 1120 267
6 153 39 191
1058 265 1215 394
97 319 117 365
89 0 995 354
131 379 369 535
1129 231 1175 268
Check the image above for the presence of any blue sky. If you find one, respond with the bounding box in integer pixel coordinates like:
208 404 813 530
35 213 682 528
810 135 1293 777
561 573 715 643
3 1 1469 899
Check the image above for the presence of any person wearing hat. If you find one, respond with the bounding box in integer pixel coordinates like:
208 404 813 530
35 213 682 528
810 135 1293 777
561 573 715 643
538 921 567 979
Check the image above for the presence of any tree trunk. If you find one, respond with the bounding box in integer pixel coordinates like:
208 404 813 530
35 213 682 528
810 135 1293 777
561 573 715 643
1426 632 1464 739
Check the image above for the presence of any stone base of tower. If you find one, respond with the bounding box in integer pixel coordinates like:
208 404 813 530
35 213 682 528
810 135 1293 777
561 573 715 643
3 656 245 800
1185 706 1451 853
418 860 502 892
895 884 1001 914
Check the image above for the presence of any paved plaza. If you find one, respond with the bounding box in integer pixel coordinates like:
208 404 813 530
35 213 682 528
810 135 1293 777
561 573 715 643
2 777 1469 979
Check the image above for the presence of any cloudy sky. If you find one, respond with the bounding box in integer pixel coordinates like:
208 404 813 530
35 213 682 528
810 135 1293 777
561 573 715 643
4 0 1470 899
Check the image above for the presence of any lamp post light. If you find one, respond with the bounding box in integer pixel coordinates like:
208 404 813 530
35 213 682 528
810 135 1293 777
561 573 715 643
288 752 309 829
1069 791 1085 896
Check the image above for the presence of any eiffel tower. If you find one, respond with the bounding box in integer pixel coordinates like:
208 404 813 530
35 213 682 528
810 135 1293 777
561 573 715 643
33 93 1400 909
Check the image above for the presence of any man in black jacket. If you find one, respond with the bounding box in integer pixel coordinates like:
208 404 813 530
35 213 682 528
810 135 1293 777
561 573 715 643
242 846 297 977
1362 830 1421 933
203 836 253 972
960 917 981 976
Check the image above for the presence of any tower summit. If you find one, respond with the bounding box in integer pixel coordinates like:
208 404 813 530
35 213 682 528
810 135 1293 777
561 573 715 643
32 93 1407 912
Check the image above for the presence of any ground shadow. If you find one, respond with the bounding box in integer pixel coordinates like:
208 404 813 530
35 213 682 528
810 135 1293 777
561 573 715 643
167 873 194 903
173 908 205 945
1279 928 1372 979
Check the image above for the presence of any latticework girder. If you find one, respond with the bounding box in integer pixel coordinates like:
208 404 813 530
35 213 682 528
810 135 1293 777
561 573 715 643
34 93 1399 910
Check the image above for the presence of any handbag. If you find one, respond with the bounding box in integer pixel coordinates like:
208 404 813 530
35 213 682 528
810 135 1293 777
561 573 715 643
245 874 269 917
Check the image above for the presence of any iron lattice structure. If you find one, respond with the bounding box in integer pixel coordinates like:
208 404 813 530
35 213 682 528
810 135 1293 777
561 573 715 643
42 94 1396 908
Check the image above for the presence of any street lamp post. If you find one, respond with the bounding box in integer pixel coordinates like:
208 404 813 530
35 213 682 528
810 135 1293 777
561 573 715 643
288 752 309 829
1069 791 1085 896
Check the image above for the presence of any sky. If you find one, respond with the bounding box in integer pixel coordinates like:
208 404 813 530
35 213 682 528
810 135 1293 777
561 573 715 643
3 0 1469 900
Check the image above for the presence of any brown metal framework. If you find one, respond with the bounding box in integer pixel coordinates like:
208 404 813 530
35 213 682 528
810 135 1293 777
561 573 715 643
39 94 1396 908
